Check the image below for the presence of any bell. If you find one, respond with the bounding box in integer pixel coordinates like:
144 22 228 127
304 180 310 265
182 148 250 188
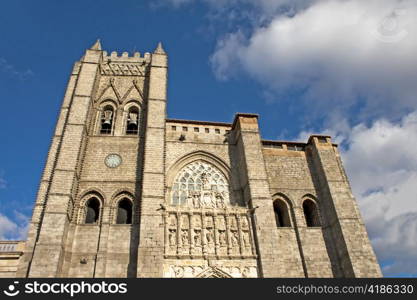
102 110 113 125
128 112 138 125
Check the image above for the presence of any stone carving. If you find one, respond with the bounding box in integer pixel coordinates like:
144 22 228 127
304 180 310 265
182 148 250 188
168 229 176 246
169 215 176 227
181 215 189 228
205 216 213 228
201 172 210 190
241 217 249 230
196 267 232 278
217 216 226 229
231 231 239 247
193 229 201 246
192 215 201 228
242 267 250 278
242 231 250 247
218 230 226 246
164 210 255 258
100 63 145 76
181 229 189 245
171 161 234 208
173 266 184 278
205 228 214 244
192 266 204 276
230 216 238 230
166 264 258 278
190 192 201 208
202 192 214 207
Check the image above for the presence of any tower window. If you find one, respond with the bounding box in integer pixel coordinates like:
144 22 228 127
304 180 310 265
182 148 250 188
215 129 220 134
116 198 133 224
126 107 139 135
273 199 291 227
85 197 100 224
100 105 114 134
303 199 321 227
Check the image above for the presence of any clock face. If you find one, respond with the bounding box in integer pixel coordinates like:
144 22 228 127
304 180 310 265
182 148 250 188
105 154 122 168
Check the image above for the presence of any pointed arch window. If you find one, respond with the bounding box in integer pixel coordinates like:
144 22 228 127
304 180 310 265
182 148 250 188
171 160 230 208
100 105 114 134
273 199 291 227
303 199 321 227
117 198 133 224
126 106 139 135
85 197 100 224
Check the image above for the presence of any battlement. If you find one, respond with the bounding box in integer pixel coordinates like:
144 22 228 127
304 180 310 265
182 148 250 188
0 241 25 253
102 50 152 64
262 135 336 151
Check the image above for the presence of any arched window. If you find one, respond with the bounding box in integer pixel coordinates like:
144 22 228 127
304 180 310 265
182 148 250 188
303 199 321 227
126 107 139 135
100 105 114 134
85 197 100 224
171 160 230 208
117 198 133 224
273 199 291 227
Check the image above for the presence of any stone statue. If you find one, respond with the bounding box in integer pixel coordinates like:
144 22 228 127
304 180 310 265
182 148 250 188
206 229 213 244
201 173 211 190
173 266 184 278
242 231 250 247
194 230 201 246
231 231 239 247
181 229 188 245
219 230 226 246
215 193 225 208
168 229 176 246
192 192 201 208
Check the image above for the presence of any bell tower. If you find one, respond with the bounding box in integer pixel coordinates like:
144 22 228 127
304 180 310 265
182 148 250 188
17 40 168 277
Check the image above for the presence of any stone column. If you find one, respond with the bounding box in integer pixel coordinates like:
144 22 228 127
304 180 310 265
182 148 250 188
23 45 102 277
136 43 167 277
307 135 382 277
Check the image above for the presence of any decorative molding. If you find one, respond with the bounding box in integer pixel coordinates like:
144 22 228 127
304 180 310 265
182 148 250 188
100 62 145 76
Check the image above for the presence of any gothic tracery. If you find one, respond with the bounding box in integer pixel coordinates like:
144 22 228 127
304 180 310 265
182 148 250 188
171 160 230 208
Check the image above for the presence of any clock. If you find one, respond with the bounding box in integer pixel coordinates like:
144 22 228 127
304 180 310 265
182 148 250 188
105 154 122 168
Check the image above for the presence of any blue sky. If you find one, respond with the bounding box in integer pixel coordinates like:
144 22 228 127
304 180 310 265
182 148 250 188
0 0 416 277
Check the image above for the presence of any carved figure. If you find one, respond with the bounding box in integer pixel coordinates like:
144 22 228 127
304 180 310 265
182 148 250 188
181 230 188 245
168 229 176 246
231 231 239 247
206 229 214 244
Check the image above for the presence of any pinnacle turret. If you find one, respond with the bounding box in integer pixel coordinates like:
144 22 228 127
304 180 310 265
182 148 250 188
154 42 166 54
90 39 102 50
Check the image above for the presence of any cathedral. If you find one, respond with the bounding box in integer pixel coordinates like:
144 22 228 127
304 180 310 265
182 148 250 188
0 41 381 278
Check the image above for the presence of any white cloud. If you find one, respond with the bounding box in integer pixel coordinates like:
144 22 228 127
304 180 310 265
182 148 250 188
0 58 33 80
0 213 29 240
302 112 417 276
211 0 417 120
341 112 417 276
0 175 6 189
158 0 417 276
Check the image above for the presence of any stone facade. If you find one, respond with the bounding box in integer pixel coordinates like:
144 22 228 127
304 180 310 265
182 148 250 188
0 41 382 278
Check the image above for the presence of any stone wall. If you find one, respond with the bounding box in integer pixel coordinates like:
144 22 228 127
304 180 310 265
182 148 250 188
0 241 25 278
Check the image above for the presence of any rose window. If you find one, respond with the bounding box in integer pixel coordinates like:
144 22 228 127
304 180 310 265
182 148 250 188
171 161 230 208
